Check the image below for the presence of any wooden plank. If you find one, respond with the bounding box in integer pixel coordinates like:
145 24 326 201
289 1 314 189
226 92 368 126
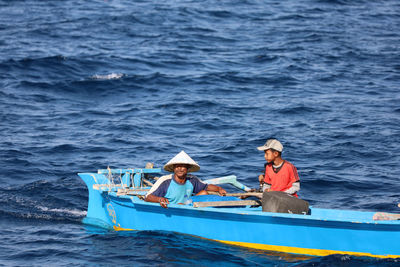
117 189 149 196
93 184 121 190
126 188 150 192
117 188 149 193
207 191 262 198
193 200 261 208
97 168 161 174
142 178 154 186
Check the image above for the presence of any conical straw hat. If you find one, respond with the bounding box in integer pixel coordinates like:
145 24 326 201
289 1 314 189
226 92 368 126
163 150 200 173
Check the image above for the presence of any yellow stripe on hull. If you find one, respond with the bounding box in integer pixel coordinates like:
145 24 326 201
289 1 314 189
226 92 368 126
113 225 135 231
112 226 399 259
219 240 400 259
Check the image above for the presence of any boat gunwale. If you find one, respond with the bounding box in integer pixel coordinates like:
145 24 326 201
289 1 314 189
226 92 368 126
107 192 400 227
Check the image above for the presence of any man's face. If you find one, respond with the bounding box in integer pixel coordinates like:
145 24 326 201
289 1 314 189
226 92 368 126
173 164 189 179
264 149 277 163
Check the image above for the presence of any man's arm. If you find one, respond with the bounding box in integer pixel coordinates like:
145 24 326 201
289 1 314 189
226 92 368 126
145 194 169 208
206 184 226 196
144 175 171 208
261 183 271 192
284 162 300 195
284 182 300 195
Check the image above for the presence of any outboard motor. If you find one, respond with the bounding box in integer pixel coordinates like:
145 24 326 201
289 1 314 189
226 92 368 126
261 191 309 215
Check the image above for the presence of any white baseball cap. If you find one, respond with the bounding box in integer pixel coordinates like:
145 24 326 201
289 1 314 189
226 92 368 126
257 139 283 152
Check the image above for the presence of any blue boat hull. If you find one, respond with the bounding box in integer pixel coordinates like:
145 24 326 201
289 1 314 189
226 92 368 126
79 172 400 258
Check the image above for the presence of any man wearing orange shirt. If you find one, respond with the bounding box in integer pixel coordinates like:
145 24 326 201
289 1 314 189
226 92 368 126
258 139 300 197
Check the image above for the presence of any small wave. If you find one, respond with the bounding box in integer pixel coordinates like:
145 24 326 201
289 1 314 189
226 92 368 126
0 177 88 222
252 54 279 63
0 194 87 222
37 144 79 155
0 204 86 223
277 105 317 115
91 73 124 80
36 206 87 217
184 100 220 108
316 0 369 5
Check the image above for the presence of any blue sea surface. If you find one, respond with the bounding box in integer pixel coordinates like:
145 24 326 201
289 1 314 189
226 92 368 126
1 0 400 265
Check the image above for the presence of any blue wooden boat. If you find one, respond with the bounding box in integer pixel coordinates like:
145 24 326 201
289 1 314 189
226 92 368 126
78 167 400 259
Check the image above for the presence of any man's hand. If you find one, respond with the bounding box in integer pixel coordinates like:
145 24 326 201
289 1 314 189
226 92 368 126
258 174 265 184
159 197 169 208
205 184 226 196
218 186 226 196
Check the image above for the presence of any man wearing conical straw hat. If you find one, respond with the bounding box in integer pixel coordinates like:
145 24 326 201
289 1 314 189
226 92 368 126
145 151 226 208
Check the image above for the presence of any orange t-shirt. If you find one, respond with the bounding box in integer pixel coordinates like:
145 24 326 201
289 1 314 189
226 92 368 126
263 161 299 197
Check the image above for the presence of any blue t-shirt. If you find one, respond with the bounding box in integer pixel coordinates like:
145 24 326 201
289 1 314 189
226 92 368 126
147 174 208 204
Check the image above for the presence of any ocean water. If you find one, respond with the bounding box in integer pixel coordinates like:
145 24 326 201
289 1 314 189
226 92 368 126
1 0 400 265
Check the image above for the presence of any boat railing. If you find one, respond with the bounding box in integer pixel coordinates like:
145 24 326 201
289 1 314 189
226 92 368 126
95 166 162 190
